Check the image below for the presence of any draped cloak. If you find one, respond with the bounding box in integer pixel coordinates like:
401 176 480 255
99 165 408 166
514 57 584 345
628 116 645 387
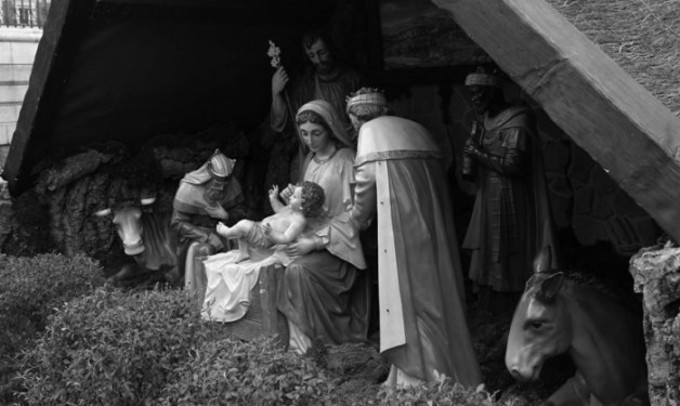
340 116 481 385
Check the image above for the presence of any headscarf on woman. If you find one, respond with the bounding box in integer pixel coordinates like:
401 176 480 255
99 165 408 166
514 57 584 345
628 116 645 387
296 99 353 149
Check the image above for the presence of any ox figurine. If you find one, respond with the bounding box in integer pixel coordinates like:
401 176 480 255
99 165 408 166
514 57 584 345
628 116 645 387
95 197 180 288
505 247 649 406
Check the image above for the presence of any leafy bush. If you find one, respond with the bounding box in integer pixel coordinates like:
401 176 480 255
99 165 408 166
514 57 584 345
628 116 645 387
0 253 104 356
0 253 104 404
377 378 514 406
6 266 543 406
158 336 337 405
15 288 208 406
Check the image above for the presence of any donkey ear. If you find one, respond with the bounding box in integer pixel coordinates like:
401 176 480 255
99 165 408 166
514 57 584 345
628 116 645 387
538 272 564 302
533 246 552 274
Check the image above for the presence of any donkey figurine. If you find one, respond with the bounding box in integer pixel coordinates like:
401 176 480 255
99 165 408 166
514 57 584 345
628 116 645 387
505 247 649 406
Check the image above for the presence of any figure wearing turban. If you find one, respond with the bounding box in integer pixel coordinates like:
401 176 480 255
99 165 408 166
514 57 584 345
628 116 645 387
171 150 247 297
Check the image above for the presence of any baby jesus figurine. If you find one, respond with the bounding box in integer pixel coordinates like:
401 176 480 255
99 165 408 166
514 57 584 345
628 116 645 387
216 181 325 262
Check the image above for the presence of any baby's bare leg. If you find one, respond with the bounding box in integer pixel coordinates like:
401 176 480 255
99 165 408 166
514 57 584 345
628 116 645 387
235 238 250 263
216 219 255 239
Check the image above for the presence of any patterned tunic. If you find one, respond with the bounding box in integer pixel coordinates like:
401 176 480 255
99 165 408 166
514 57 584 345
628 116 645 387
463 105 557 292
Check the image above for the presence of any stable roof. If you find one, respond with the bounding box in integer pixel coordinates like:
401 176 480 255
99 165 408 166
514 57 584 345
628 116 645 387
6 0 680 242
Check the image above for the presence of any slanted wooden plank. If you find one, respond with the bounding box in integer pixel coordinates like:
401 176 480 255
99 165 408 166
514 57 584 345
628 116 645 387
2 0 95 194
432 0 680 243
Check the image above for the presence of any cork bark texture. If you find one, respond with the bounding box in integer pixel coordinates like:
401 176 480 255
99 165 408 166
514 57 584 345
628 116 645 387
630 244 680 405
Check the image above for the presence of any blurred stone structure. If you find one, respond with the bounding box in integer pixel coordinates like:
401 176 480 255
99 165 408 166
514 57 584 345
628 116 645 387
630 245 680 405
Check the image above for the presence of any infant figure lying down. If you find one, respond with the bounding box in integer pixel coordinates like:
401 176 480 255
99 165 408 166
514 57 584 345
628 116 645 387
216 181 326 263
202 181 325 323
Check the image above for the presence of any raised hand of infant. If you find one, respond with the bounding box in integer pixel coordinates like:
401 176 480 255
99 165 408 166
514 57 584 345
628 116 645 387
279 183 295 202
268 185 279 201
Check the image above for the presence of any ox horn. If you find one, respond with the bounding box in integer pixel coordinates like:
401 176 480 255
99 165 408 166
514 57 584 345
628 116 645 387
533 246 552 274
94 207 112 217
140 197 156 206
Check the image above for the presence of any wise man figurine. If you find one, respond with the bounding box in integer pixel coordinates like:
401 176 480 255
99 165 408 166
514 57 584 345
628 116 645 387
461 67 560 315
171 149 247 299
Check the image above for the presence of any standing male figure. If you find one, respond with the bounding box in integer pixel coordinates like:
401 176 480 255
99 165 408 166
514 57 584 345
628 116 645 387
337 87 481 388
171 150 247 297
269 29 362 183
461 67 559 314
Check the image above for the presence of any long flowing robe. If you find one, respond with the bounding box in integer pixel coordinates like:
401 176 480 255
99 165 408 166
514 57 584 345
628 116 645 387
346 116 481 385
276 147 370 345
463 105 558 292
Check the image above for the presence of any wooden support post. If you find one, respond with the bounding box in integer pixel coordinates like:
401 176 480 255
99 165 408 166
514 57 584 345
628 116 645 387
432 0 680 243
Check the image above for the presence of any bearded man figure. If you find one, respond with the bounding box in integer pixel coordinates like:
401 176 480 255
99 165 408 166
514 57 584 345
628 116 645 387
171 150 247 298
269 28 363 185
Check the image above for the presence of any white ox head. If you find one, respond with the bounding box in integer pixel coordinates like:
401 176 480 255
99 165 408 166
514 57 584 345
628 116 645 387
95 197 156 256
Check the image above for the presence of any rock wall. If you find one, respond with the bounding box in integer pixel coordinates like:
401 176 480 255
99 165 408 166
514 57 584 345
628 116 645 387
630 244 680 405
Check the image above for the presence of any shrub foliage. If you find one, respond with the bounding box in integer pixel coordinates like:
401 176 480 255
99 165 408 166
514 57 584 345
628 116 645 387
0 253 104 356
378 379 502 406
159 336 336 405
15 287 337 406
16 288 206 405
0 253 104 404
4 257 541 405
